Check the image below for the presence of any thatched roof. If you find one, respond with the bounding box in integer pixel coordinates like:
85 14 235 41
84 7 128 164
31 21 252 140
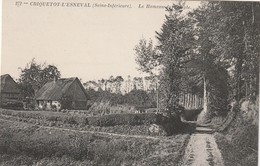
35 77 90 101
0 74 21 94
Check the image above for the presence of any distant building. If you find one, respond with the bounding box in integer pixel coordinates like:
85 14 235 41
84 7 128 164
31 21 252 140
35 77 90 110
0 74 21 100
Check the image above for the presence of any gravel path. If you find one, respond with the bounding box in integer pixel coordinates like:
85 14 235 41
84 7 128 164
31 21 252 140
180 127 224 166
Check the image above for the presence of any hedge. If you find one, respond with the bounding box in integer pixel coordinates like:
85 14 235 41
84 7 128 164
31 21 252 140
0 109 184 136
0 109 88 126
87 113 161 127
0 109 165 127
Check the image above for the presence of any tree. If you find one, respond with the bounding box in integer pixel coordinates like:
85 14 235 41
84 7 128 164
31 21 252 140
134 39 160 74
216 2 260 101
18 58 61 98
135 2 196 110
135 1 259 123
124 89 154 108
114 76 124 94
185 2 230 123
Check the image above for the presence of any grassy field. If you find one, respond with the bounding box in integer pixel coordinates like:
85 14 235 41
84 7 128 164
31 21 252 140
0 119 190 166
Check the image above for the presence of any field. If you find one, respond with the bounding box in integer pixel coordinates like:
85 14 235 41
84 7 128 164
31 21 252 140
0 118 190 166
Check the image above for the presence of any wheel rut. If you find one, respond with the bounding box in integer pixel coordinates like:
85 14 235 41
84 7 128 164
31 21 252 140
179 127 224 166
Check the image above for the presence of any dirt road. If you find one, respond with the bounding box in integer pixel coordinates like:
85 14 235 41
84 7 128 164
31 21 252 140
180 127 224 166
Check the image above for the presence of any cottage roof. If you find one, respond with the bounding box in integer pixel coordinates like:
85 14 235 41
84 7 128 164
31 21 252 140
35 77 90 101
0 74 21 94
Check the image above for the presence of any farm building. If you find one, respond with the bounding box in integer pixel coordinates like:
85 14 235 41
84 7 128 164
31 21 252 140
35 77 90 110
0 74 23 109
0 74 21 100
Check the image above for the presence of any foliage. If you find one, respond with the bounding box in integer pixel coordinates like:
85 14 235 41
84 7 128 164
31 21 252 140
134 39 160 74
124 89 156 108
216 2 260 101
134 1 259 122
84 75 125 94
135 2 196 110
86 89 156 109
18 58 61 98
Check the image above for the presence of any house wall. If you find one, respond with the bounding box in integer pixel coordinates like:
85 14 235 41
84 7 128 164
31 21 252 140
1 75 21 100
66 80 88 101
65 80 88 109
52 101 62 110
1 75 21 96
1 92 21 100
37 100 61 111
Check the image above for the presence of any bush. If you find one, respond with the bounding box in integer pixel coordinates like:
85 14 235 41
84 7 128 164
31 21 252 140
159 113 183 136
181 109 202 121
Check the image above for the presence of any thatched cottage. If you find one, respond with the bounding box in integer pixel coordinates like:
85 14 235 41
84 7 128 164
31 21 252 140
0 74 21 100
35 77 90 110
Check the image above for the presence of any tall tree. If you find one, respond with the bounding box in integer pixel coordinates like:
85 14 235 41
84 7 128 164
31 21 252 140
114 76 124 94
134 1 259 123
18 58 61 98
216 2 260 101
135 2 196 109
186 2 229 123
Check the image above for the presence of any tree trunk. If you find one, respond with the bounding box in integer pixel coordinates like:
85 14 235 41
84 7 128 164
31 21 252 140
235 57 243 101
197 75 209 124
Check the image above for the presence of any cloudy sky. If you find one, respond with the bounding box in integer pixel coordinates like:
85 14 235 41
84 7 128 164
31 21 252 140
1 0 201 82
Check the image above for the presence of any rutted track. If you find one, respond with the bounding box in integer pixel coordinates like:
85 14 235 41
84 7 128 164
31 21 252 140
179 127 224 166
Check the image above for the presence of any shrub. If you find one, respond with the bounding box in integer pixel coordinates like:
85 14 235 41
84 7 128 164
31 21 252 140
159 112 183 136
181 109 202 121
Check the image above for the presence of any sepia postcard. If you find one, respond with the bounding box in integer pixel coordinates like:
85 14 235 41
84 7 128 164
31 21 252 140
0 0 259 165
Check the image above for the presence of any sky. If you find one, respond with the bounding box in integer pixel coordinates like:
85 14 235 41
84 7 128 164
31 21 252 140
1 0 201 82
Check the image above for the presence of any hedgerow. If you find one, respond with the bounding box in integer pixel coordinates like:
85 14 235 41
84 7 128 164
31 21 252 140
87 113 161 127
0 109 185 136
0 109 163 127
0 109 88 126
